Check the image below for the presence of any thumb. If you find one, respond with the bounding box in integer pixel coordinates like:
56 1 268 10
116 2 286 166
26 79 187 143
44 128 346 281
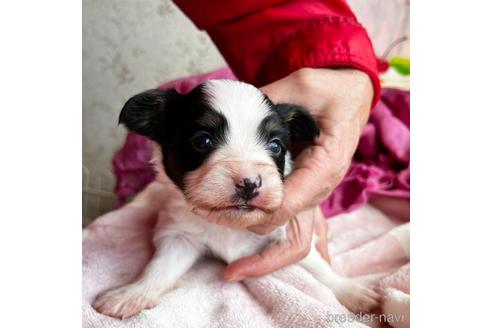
260 76 294 104
224 241 296 281
270 158 327 226
225 210 314 281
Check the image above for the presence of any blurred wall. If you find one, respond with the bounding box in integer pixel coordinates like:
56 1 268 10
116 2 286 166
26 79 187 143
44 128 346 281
82 0 225 225
82 0 409 226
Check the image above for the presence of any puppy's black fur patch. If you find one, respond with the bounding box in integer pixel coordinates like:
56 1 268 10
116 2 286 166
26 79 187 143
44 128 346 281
274 103 320 142
257 113 289 176
119 89 180 139
120 86 229 188
119 83 320 189
257 102 320 176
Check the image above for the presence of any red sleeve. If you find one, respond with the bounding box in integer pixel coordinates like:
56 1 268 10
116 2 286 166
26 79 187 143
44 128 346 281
174 0 381 106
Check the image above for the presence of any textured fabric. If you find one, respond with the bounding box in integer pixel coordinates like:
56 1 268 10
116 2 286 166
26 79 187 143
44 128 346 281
174 0 380 106
320 88 410 217
112 133 155 207
112 68 410 218
83 182 409 328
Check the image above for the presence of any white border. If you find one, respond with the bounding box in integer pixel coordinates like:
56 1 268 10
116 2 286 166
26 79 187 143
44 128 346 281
0 1 81 327
1 1 492 327
412 0 492 326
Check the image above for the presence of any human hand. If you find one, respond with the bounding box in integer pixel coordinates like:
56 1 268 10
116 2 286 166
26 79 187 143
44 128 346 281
224 68 373 281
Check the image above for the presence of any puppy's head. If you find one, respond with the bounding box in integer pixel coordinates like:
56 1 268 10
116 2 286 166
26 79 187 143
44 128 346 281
119 80 319 228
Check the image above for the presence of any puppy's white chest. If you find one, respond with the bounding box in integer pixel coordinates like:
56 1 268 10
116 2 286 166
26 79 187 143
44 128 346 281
161 207 285 264
203 226 276 263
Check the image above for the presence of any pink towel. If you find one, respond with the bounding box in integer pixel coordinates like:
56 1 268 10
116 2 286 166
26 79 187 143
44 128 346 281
83 182 409 328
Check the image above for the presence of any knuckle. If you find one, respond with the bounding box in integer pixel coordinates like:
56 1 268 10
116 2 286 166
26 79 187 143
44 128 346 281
280 207 296 222
250 225 273 235
298 244 311 259
293 238 311 260
292 68 316 86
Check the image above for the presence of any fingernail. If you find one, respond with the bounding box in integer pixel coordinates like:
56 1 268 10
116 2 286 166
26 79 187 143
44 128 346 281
225 273 245 282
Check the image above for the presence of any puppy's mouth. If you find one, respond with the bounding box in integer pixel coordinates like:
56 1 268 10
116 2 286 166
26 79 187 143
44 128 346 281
225 204 258 212
208 203 274 214
190 200 279 220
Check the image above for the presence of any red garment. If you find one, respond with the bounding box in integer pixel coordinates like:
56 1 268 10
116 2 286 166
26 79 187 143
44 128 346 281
174 0 380 105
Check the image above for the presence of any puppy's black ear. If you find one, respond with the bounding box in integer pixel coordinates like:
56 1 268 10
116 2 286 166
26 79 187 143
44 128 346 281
119 89 179 140
275 104 320 142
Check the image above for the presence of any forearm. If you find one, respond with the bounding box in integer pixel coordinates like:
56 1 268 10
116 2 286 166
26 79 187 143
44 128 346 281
174 0 380 105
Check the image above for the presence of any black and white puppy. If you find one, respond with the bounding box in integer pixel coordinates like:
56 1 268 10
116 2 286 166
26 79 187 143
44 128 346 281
93 80 379 319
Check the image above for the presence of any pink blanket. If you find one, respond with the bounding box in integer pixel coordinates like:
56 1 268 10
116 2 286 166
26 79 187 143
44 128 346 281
83 182 409 328
93 67 411 327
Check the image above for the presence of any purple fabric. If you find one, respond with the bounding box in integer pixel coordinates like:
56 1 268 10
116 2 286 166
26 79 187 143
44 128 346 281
112 133 155 206
320 88 410 217
112 67 409 217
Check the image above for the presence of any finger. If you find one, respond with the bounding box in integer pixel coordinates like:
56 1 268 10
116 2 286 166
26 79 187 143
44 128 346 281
313 206 330 263
247 223 279 235
260 76 294 104
273 146 333 225
224 241 298 281
225 212 314 281
246 207 297 235
247 154 331 234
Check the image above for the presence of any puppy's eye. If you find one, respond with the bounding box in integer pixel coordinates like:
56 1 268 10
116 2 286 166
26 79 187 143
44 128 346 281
267 138 282 155
192 133 213 151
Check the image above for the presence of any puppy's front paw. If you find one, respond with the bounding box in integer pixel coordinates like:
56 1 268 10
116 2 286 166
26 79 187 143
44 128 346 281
334 281 381 314
92 285 158 319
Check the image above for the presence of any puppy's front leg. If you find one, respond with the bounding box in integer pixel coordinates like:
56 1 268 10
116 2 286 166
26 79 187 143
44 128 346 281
93 236 202 319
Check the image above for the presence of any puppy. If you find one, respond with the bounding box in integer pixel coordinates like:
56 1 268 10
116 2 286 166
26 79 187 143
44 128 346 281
93 80 379 319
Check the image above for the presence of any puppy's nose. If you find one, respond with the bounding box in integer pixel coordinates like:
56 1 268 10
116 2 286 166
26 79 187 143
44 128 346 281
235 175 262 201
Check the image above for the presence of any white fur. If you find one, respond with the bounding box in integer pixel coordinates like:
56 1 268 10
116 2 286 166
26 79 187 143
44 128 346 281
388 223 410 257
204 80 272 149
381 288 410 328
183 80 285 228
299 237 380 314
94 187 379 319
93 81 379 319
